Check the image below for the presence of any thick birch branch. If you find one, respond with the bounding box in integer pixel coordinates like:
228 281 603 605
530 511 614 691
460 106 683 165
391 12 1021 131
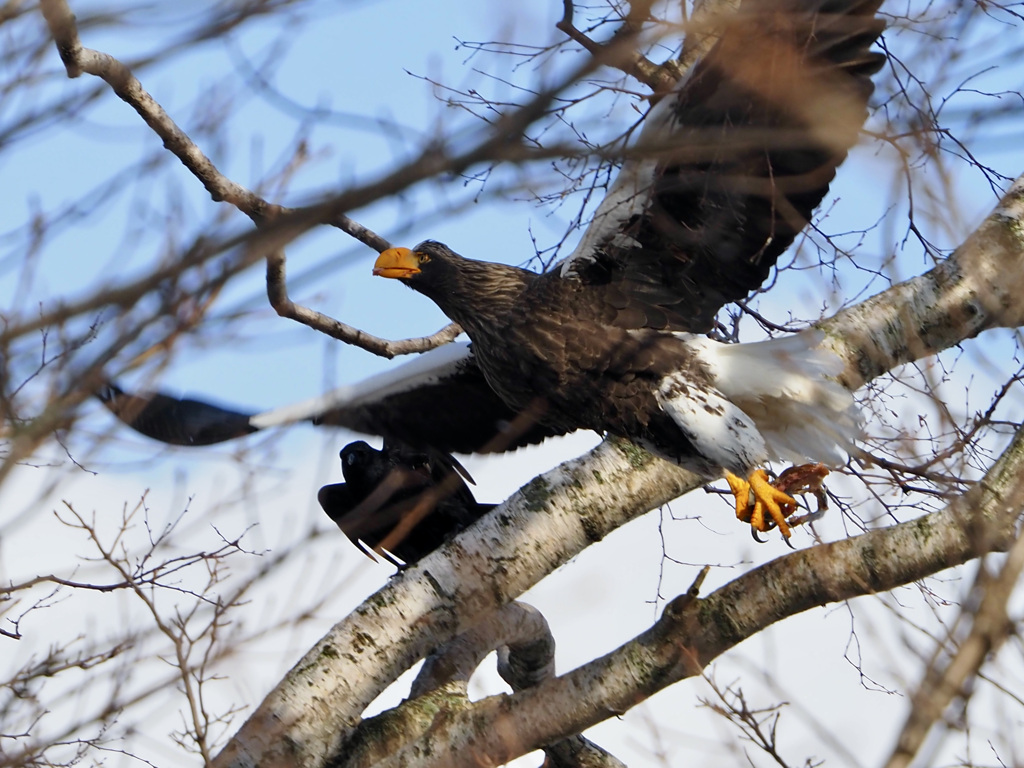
822 174 1024 388
409 603 554 699
212 172 1024 768
381 423 1024 768
342 602 624 768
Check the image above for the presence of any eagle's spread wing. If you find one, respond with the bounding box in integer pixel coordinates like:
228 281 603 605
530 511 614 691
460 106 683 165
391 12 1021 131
556 0 886 332
100 343 565 453
98 384 258 446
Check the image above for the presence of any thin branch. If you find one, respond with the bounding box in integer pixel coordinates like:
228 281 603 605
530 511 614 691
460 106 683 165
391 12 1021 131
40 0 387 251
40 0 269 222
38 0 406 356
265 250 462 358
883 530 1024 768
38 0 621 361
497 606 630 768
557 0 680 93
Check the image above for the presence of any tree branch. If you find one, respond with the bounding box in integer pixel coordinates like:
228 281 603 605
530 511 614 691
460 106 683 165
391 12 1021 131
40 0 640 362
409 602 553 699
264 250 462 358
883 524 1024 768
822 173 1024 390
38 0 449 360
556 0 681 94
40 0 388 251
496 608 629 768
376 424 1024 768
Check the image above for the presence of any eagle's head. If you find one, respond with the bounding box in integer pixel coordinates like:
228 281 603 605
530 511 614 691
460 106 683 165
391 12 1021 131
373 240 460 284
372 240 531 328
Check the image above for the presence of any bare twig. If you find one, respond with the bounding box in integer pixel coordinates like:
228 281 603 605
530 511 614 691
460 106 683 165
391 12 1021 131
557 0 681 94
39 0 406 355
265 250 462 358
38 0 625 361
883 530 1024 768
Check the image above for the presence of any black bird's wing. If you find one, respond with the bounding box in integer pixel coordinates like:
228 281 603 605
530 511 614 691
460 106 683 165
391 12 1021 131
317 482 398 563
100 343 565 453
319 440 496 566
554 0 886 332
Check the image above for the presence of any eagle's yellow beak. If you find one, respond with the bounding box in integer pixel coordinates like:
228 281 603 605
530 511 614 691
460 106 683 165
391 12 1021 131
373 247 420 279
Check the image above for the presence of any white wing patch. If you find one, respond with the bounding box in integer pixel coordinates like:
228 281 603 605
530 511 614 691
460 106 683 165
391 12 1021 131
250 342 474 430
655 372 768 477
686 330 860 466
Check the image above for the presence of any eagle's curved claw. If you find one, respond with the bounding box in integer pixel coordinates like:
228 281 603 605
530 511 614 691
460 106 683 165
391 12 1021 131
726 464 831 540
726 469 799 538
748 470 799 536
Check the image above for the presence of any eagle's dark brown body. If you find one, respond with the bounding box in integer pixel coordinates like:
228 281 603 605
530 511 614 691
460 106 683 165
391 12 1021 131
402 249 715 467
372 0 884 491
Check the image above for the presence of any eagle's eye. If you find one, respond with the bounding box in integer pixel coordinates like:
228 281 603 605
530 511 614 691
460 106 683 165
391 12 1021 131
417 252 431 265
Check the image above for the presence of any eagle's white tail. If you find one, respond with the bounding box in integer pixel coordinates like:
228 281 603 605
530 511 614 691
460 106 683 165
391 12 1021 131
690 330 860 466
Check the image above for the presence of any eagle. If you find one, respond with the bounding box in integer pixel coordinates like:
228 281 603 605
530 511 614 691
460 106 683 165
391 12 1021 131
318 441 495 567
101 0 884 539
369 0 883 535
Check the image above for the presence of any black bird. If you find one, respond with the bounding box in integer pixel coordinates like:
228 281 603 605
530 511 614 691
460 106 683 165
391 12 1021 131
98 385 496 564
318 441 495 567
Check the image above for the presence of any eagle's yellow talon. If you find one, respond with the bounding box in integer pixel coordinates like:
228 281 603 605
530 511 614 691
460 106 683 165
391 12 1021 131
749 469 798 537
725 471 754 522
725 469 799 538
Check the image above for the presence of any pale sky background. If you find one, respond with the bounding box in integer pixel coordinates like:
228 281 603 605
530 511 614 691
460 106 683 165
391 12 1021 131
3 1 1024 766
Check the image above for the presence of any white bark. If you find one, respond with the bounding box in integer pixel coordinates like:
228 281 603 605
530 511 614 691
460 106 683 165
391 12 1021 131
822 173 1024 389
380 424 1024 768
